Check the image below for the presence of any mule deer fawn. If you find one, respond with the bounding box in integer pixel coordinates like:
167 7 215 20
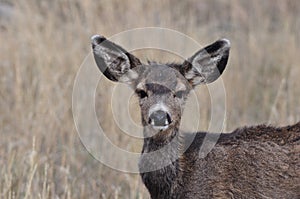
91 35 300 199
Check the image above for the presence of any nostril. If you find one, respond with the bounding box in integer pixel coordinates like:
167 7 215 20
166 113 172 124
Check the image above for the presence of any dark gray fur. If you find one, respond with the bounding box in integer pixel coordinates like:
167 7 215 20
91 35 300 199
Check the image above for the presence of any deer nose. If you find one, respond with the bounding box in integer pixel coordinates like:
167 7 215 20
148 110 171 127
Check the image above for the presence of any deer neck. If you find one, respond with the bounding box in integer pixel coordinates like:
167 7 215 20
139 125 182 198
142 125 179 151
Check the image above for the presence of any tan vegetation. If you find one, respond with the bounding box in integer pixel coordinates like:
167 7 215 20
0 0 299 198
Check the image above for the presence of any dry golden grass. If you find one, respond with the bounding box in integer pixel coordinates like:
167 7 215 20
0 0 300 198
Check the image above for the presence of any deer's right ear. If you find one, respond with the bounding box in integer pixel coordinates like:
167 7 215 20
91 35 141 83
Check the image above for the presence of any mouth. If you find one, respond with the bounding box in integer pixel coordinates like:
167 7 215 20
151 125 170 131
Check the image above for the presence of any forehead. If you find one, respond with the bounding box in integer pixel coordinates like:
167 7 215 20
143 65 179 89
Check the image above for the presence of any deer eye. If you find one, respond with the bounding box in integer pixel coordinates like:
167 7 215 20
136 89 148 99
174 91 185 98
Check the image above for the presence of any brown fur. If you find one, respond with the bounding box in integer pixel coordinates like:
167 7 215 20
139 123 300 199
91 35 300 199
177 123 300 199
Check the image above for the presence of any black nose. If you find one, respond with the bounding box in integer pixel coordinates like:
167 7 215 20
148 110 171 126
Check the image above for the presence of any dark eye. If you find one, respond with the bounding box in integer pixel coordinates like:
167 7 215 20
174 91 185 98
136 90 148 99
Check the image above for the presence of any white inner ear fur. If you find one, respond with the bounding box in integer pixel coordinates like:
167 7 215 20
191 76 206 85
191 52 221 75
136 81 145 90
184 69 206 84
176 81 186 91
187 50 224 84
95 44 130 73
127 70 139 79
119 70 139 83
94 43 141 83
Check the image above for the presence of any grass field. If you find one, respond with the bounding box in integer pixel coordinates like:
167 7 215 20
1 0 300 198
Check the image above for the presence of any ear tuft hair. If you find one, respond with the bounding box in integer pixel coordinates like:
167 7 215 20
91 35 106 48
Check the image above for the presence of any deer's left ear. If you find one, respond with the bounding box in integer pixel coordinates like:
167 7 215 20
181 39 230 86
91 35 142 83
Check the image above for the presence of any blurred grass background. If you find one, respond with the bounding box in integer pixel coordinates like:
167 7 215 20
0 0 300 198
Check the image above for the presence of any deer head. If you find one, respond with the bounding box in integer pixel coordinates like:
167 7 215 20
91 35 230 136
